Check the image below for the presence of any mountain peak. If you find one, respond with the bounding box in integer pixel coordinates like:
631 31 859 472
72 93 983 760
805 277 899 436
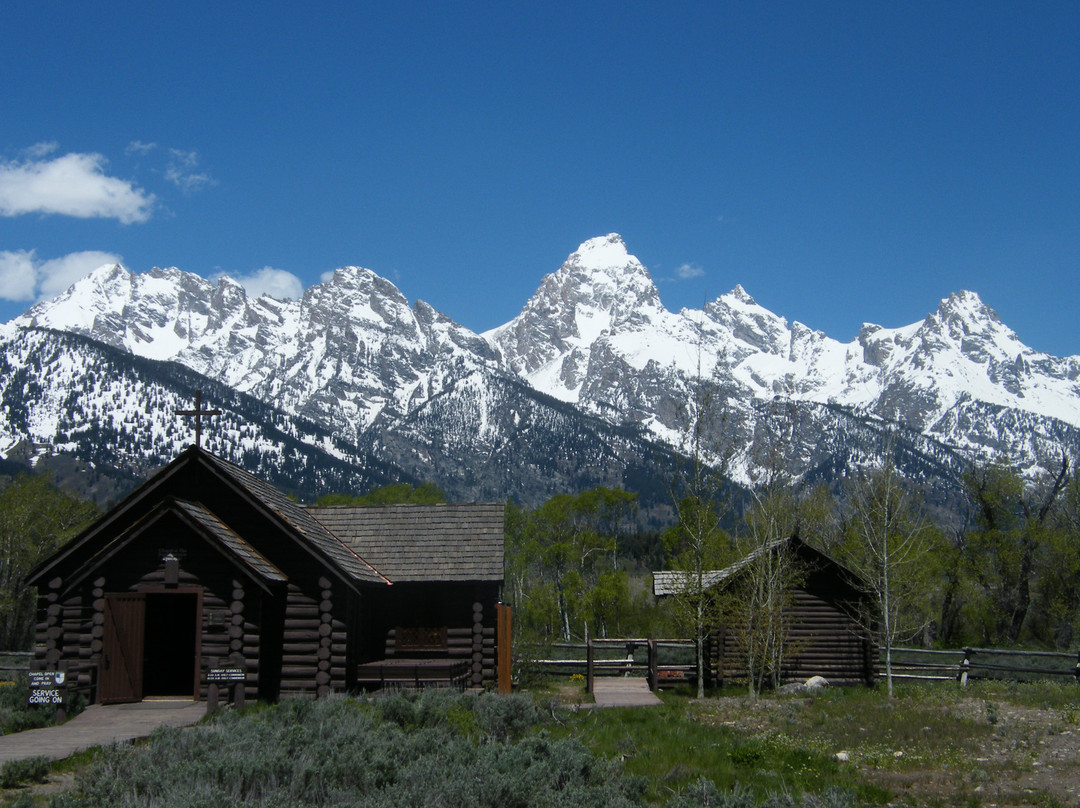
925 290 1015 345
557 234 661 313
729 284 756 305
485 235 665 380
935 290 997 324
91 262 129 281
568 233 631 270
323 265 381 288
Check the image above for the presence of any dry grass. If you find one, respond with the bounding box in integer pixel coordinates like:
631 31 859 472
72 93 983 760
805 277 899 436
666 680 1080 806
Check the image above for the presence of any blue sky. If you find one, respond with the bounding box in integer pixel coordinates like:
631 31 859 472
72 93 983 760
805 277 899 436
1 2 1077 355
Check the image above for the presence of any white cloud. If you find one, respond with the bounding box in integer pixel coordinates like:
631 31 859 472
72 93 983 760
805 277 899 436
0 249 122 302
37 251 122 299
0 151 155 223
126 140 157 156
0 251 38 301
24 142 59 159
228 267 304 300
165 149 215 193
675 263 705 280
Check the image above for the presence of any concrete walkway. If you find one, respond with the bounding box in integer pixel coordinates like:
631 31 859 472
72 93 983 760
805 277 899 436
591 677 662 707
0 699 206 763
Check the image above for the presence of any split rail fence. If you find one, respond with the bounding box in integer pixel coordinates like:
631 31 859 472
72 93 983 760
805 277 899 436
886 646 1080 685
0 652 31 682
526 638 696 693
526 641 1080 692
8 645 1079 693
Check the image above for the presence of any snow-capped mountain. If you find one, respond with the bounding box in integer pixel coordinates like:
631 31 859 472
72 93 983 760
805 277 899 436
0 233 1076 507
11 263 500 445
489 234 1080 482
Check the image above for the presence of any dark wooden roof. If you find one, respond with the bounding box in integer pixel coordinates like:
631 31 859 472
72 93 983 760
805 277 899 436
654 535 865 603
653 537 790 596
197 452 389 586
170 499 288 584
64 498 287 594
29 446 389 590
30 447 504 591
306 503 505 583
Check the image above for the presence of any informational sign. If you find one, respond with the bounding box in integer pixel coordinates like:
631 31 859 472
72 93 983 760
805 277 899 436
27 671 65 705
207 667 245 683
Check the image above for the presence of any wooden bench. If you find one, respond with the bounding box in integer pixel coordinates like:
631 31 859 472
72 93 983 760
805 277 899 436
355 626 469 691
354 658 469 691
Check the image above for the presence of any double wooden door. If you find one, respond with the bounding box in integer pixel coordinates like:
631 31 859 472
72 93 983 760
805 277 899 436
100 593 146 703
100 591 201 704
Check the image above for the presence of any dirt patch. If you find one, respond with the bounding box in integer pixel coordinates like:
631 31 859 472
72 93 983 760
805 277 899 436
692 692 1080 806
2 769 76 804
926 701 1080 807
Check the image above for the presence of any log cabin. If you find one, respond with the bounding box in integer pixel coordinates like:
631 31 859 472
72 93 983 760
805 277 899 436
654 535 877 687
26 446 505 704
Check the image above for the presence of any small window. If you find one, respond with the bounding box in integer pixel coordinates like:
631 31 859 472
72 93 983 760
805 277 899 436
395 626 447 651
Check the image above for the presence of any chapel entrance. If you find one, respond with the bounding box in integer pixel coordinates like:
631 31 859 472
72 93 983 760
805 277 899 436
100 591 201 704
143 592 200 697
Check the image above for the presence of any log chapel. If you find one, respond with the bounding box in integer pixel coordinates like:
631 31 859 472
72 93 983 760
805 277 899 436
27 445 506 704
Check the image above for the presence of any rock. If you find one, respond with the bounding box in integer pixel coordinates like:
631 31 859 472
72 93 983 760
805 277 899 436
834 751 850 762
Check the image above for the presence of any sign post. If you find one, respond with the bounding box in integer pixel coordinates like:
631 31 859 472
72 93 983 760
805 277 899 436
206 666 245 714
28 670 66 721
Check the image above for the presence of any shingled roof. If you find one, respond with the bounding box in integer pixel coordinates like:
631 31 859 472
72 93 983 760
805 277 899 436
200 452 389 586
653 537 790 596
170 499 288 586
653 535 864 598
306 503 504 583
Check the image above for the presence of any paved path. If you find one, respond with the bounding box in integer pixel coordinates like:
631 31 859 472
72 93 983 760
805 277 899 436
591 677 662 707
0 700 206 763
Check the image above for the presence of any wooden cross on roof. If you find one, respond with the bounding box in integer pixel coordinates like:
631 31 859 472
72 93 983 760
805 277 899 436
175 390 222 449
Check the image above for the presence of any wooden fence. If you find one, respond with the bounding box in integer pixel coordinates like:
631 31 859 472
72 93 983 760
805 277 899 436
0 651 31 682
10 644 1076 693
526 638 697 693
885 646 1080 685
526 641 1080 692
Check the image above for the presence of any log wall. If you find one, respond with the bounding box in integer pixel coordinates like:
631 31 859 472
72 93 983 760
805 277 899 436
34 529 270 704
373 583 500 688
715 589 875 687
279 576 349 698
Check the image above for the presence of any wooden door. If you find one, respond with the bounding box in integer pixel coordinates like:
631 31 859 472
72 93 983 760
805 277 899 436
100 593 146 704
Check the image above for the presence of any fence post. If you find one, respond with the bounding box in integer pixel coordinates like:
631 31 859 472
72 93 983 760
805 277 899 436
647 638 657 691
54 660 68 724
206 656 219 715
958 648 972 686
497 603 512 694
586 636 594 694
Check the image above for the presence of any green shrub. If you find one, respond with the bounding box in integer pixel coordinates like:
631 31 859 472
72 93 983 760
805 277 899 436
52 693 649 808
667 779 756 808
0 677 55 735
473 692 537 742
7 792 36 808
0 755 50 788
